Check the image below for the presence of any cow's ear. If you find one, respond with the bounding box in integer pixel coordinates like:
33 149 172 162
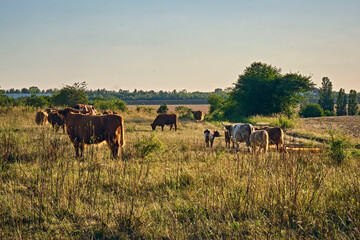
214 131 220 137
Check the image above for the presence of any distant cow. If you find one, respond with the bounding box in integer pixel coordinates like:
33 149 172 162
256 127 284 152
73 104 97 115
192 110 205 122
103 110 117 115
151 114 178 131
204 129 220 147
222 122 255 152
55 108 125 158
35 111 48 125
250 130 269 153
46 109 65 133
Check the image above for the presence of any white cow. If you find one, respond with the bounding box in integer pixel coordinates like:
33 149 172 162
221 122 255 152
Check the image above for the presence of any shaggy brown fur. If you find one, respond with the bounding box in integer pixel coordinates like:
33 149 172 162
103 110 117 115
35 111 48 125
250 130 269 153
256 127 284 151
73 104 98 115
56 108 125 158
46 109 65 133
192 110 205 122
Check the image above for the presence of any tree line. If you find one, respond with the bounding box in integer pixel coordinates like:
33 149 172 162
1 62 359 120
299 77 359 117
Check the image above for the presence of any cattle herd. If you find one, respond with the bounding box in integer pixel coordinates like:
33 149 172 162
35 104 285 158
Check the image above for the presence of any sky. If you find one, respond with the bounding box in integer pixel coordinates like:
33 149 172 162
0 0 359 92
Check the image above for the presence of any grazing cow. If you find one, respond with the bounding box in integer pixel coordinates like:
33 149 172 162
192 110 205 122
55 108 125 158
204 129 220 147
250 130 269 153
46 109 65 133
103 110 117 115
73 104 98 115
35 111 48 125
221 122 255 152
255 127 284 152
151 114 178 131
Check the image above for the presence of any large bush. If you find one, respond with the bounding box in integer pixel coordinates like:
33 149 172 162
51 82 88 106
157 103 169 114
93 99 128 112
299 103 324 118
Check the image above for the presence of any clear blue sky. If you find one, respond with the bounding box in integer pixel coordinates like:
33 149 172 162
1 0 359 92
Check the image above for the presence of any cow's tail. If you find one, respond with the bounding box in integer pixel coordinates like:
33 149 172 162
120 116 125 147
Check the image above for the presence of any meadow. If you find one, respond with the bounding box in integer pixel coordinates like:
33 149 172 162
0 107 360 239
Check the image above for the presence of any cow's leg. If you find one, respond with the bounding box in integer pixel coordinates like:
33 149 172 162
161 125 164 131
210 139 214 148
55 124 59 132
175 123 177 131
169 124 173 131
79 143 85 158
74 141 80 158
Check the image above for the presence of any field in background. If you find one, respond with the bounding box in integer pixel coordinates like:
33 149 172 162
127 104 210 113
0 107 359 239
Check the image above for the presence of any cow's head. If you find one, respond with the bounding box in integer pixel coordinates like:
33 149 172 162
52 107 80 120
150 123 156 130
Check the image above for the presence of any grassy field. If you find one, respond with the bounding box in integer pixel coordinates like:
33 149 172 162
1 107 360 239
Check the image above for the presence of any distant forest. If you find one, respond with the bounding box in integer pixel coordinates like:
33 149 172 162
1 86 229 104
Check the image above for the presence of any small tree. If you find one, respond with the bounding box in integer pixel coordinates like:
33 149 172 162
51 82 88 107
299 103 324 118
336 88 347 116
347 89 358 115
157 103 169 114
318 77 334 113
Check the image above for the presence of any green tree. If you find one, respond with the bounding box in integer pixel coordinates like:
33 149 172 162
157 103 169 114
51 82 88 106
225 62 313 119
336 88 347 116
207 93 225 114
299 103 324 118
29 86 41 94
318 77 334 114
347 89 358 115
24 95 50 108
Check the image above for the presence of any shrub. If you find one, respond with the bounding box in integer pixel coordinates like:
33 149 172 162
327 132 349 164
93 99 128 112
324 110 335 116
299 103 324 118
134 134 164 158
270 115 296 129
0 94 13 107
175 106 193 120
205 109 224 121
157 103 168 114
136 106 154 114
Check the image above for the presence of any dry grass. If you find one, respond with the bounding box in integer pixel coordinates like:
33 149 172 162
0 107 360 239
